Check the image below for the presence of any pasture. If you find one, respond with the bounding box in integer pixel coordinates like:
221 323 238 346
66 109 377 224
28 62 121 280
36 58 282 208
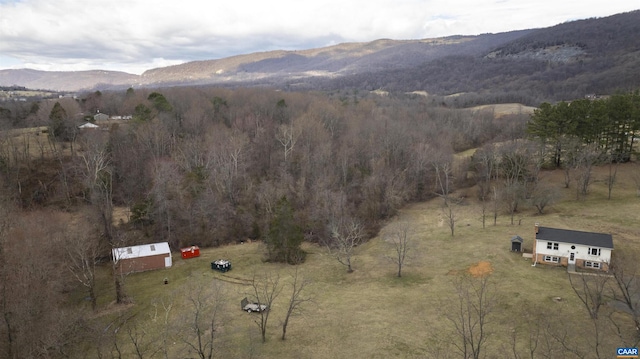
83 163 640 358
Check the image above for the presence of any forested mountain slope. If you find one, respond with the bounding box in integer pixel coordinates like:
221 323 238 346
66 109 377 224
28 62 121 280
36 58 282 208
1 10 639 102
317 10 640 103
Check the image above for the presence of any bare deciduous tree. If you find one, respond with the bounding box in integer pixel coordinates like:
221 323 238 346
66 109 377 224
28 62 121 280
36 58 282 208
0 210 80 359
179 279 227 359
433 160 458 236
530 183 560 215
569 272 610 320
275 122 300 162
126 320 160 359
473 145 497 229
64 220 102 311
606 154 620 200
568 272 611 358
281 268 312 340
502 181 524 225
492 186 499 226
78 132 115 242
148 295 175 359
509 300 584 359
327 217 364 273
610 252 640 343
574 144 604 200
251 272 282 343
110 232 132 305
498 142 530 225
447 275 495 359
386 222 413 278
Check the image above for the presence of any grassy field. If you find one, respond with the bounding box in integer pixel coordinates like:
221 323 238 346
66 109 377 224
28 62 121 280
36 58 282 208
0 126 60 166
81 163 640 358
467 103 536 117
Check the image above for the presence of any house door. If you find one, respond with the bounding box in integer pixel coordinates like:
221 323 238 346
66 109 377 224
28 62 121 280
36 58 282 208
569 252 575 264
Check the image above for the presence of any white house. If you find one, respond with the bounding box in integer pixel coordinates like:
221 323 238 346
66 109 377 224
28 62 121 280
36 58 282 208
533 224 613 271
112 242 172 274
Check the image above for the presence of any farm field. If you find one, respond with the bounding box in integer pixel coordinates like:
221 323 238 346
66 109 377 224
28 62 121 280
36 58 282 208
79 163 640 358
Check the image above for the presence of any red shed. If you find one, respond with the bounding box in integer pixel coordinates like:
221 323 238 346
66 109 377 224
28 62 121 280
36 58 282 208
181 246 200 259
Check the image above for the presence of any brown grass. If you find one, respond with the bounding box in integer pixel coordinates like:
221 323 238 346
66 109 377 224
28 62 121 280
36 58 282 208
467 103 536 117
77 163 640 358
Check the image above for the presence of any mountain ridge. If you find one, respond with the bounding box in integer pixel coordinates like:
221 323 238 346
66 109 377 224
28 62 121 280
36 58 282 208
1 10 638 101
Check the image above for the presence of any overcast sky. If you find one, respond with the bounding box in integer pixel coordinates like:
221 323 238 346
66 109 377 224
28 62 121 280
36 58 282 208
0 0 637 74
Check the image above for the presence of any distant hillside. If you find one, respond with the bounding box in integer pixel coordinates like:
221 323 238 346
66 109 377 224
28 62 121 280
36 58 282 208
0 10 638 102
135 32 531 88
0 69 138 92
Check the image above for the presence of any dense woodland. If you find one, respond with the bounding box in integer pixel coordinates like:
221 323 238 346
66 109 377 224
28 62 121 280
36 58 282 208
0 88 530 247
0 85 639 357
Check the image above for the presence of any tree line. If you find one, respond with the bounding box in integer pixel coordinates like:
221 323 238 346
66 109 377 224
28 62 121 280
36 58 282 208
527 92 640 167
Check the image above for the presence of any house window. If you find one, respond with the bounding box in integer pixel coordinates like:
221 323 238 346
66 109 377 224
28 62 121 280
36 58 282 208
587 247 601 256
127 248 133 254
546 242 559 250
150 244 156 251
544 256 560 263
584 261 601 269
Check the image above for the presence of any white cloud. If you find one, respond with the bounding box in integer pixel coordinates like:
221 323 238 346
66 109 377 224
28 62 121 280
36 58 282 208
0 0 637 74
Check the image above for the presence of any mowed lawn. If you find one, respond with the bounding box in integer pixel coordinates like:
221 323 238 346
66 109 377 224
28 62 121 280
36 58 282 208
86 163 640 358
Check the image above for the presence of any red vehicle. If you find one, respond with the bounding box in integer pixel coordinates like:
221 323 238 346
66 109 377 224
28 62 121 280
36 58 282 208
180 246 200 259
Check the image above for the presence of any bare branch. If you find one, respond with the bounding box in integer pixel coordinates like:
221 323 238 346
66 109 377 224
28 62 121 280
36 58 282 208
386 222 413 278
326 217 364 273
281 268 313 340
250 271 282 343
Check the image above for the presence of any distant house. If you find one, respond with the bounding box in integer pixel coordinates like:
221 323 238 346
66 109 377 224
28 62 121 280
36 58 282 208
533 224 613 271
94 112 109 121
112 242 172 275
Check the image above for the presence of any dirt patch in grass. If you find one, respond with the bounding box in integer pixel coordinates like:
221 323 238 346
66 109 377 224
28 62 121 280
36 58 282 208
447 262 494 277
468 261 493 277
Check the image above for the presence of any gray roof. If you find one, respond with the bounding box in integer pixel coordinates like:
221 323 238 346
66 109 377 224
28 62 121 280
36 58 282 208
511 235 523 243
536 227 613 249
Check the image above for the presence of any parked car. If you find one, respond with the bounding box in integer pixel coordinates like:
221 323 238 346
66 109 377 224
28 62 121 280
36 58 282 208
241 297 268 313
211 259 231 272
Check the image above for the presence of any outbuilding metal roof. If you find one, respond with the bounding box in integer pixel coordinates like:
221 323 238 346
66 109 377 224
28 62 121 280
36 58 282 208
112 242 171 260
536 227 613 249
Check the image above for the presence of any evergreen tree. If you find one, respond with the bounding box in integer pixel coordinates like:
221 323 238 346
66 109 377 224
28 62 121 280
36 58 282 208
265 196 305 264
49 102 67 139
148 92 173 113
132 103 152 122
528 92 640 166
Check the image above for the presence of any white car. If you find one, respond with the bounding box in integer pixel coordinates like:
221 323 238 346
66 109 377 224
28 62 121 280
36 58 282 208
241 297 268 313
